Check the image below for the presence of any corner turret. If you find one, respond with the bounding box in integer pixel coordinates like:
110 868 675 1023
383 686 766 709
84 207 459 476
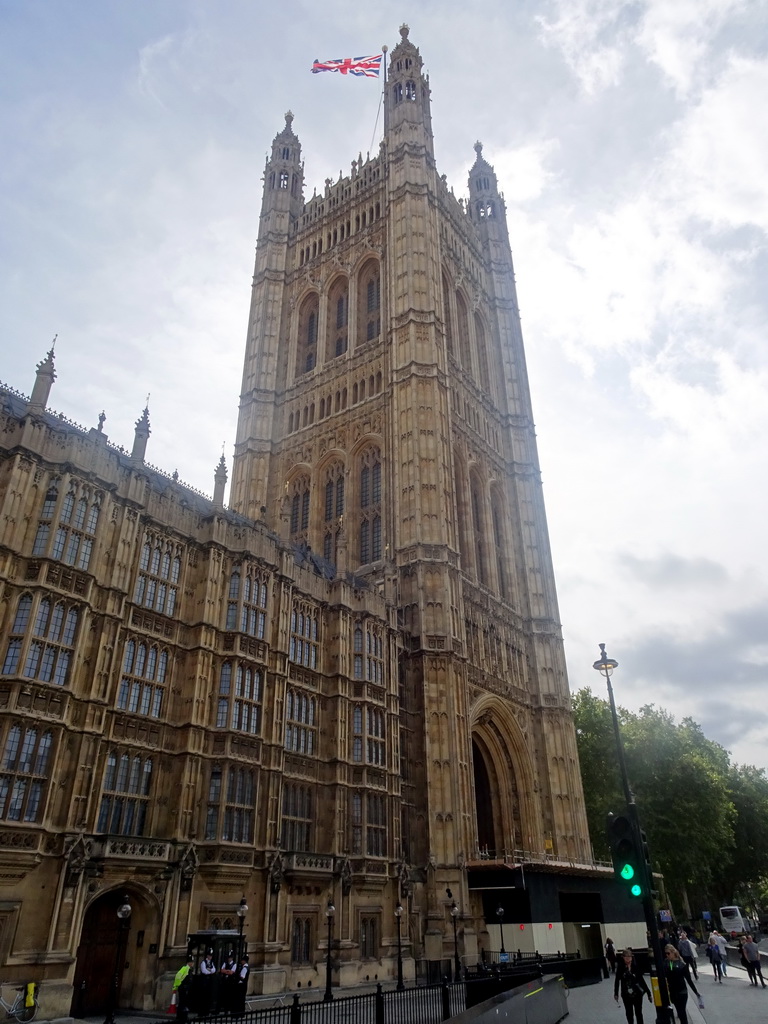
131 406 151 463
260 111 305 226
384 25 434 159
28 342 57 415
213 453 228 509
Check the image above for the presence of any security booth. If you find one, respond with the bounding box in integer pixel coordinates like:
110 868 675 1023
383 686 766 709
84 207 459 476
186 930 241 1015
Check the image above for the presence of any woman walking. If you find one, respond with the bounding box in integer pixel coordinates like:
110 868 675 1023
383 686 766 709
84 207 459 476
664 944 702 1024
614 948 652 1024
705 934 724 982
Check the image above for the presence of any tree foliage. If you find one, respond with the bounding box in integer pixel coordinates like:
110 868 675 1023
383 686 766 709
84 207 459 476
572 688 768 917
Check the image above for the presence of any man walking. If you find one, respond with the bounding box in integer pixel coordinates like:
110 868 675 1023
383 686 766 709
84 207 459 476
712 930 728 976
743 935 766 988
678 931 698 980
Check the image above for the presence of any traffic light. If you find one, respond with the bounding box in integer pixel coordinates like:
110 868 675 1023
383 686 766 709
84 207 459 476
606 813 644 898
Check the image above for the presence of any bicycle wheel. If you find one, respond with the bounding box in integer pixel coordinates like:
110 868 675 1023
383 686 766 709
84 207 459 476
14 999 37 1022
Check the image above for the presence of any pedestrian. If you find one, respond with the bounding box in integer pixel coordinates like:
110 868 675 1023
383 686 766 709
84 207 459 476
232 954 249 1016
199 948 217 1015
742 935 766 988
173 956 194 1024
705 935 724 982
678 931 698 979
605 937 617 974
664 945 702 1024
614 948 652 1024
219 950 237 1012
712 930 728 975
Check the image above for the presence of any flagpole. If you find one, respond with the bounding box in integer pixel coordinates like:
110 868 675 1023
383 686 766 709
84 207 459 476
381 45 388 134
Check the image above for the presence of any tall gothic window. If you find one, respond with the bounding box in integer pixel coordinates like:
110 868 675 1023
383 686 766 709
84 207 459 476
1 593 79 687
474 313 492 394
470 475 487 586
323 462 345 566
281 783 313 851
353 621 384 683
491 490 508 600
134 534 181 617
360 916 379 959
351 706 386 766
442 274 454 358
358 260 381 342
351 792 387 856
205 765 254 843
292 918 313 963
226 565 268 638
0 723 54 823
216 663 262 734
328 277 349 359
289 605 318 669
359 447 382 565
96 751 153 836
456 291 473 378
32 482 101 570
297 294 319 376
285 689 317 754
288 477 311 544
116 639 169 718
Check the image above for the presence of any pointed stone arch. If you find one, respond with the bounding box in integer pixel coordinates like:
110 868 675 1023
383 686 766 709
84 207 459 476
470 695 540 857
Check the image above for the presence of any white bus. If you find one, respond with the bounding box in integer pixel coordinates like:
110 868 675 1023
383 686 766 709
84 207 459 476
719 906 754 936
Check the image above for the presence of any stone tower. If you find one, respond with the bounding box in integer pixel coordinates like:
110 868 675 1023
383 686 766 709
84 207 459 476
233 24 592 959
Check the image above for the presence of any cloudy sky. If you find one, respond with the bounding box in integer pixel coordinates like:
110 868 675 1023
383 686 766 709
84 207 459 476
2 1 767 770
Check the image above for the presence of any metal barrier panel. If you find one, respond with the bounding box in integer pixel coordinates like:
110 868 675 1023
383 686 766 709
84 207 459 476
442 975 567 1024
297 992 377 1024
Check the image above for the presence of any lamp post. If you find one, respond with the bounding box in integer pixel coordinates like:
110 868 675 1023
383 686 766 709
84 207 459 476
450 902 461 982
323 899 335 1002
103 894 131 1024
394 902 404 991
236 896 248 961
593 644 673 1024
495 905 506 957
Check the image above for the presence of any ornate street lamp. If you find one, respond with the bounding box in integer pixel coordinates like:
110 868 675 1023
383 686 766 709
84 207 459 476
593 644 673 1024
323 900 335 1002
103 894 132 1024
495 904 506 957
394 902 404 991
236 896 248 961
450 902 461 981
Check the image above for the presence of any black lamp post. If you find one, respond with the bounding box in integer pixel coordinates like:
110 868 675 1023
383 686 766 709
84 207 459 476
495 905 506 956
394 902 404 991
450 902 461 981
323 899 335 1002
103 894 131 1024
236 896 248 961
593 644 673 1024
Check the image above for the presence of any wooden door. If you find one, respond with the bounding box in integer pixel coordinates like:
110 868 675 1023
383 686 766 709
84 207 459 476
72 894 130 1016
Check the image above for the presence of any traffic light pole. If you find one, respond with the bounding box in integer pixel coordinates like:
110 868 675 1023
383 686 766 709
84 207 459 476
595 645 673 1024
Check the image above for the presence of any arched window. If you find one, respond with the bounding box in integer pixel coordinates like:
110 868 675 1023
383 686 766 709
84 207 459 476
470 475 487 586
96 750 153 836
204 765 254 843
322 462 345 566
351 792 387 856
134 533 181 617
226 564 269 638
281 784 313 851
491 490 508 599
34 481 101 569
359 447 382 565
291 918 312 963
215 662 262 734
474 313 491 394
358 260 381 343
285 687 318 754
117 639 169 718
327 277 349 359
0 722 54 822
288 476 311 543
456 292 472 377
296 294 319 376
442 274 454 358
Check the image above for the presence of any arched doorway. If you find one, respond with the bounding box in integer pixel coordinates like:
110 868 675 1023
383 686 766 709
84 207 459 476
472 739 496 855
72 887 158 1016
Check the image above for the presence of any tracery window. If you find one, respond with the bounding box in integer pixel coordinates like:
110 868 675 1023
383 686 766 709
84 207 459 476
134 534 181 617
0 723 53 822
470 477 487 586
353 621 384 683
474 313 492 394
281 783 313 851
442 274 454 357
351 706 386 766
117 639 169 718
285 689 317 754
216 663 262 734
226 565 268 638
289 605 318 669
1 593 79 687
96 750 153 836
32 482 101 570
328 277 349 359
288 477 311 543
456 291 473 377
204 765 254 843
359 447 382 565
358 260 381 342
292 918 313 963
491 491 507 599
360 916 379 959
351 792 387 856
323 462 345 565
297 294 319 376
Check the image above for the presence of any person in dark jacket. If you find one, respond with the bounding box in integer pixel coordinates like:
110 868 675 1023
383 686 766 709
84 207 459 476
664 945 701 1024
605 938 618 974
614 949 652 1024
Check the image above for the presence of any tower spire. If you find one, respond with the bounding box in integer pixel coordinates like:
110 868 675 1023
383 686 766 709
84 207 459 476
131 405 151 463
213 452 228 508
27 339 57 415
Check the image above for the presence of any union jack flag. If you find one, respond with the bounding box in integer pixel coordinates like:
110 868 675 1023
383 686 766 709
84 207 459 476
311 55 382 78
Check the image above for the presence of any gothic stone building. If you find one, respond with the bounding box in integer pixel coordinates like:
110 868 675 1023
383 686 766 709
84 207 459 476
0 26 637 1019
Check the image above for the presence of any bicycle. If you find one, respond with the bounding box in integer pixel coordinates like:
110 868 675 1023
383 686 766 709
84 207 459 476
0 984 38 1022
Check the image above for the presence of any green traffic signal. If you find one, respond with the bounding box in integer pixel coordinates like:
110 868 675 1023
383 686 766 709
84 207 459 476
630 883 642 897
620 863 635 880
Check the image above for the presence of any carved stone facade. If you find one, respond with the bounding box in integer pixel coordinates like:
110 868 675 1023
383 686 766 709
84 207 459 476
0 27 613 1020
